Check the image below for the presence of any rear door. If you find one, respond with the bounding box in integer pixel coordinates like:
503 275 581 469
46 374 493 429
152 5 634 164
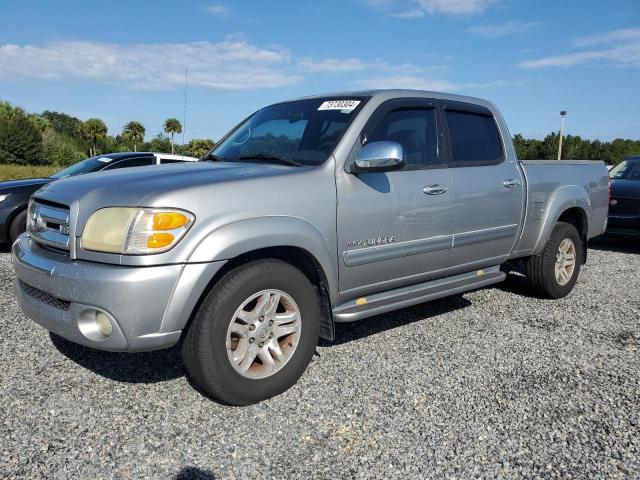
441 101 524 271
336 98 454 300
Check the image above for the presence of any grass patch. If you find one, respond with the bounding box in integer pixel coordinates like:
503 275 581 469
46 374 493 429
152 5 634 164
0 164 60 182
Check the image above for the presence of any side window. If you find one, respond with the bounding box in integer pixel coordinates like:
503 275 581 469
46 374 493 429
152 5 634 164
445 110 503 165
103 157 154 170
367 108 437 168
159 158 185 164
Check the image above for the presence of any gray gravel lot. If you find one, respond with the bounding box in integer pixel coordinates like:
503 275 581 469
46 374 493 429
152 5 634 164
1 238 639 479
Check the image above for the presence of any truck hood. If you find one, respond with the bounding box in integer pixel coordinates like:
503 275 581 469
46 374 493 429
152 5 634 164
610 179 640 199
35 161 296 207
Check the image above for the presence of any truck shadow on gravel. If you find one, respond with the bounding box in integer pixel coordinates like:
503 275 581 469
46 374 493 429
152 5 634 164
49 332 185 384
588 235 640 254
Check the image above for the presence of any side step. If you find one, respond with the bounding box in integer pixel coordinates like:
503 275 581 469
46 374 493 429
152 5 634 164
332 266 505 322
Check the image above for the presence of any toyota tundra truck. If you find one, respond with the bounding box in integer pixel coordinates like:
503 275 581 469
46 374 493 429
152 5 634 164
12 90 609 405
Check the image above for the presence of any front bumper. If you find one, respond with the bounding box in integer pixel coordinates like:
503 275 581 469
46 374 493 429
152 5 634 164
12 235 225 352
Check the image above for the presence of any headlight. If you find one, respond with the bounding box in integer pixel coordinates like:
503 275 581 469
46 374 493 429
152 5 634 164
81 207 194 254
0 193 10 203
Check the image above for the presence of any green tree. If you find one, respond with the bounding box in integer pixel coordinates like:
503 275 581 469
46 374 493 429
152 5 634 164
0 101 25 119
41 111 83 138
81 118 108 156
146 133 172 153
0 114 44 165
27 114 51 134
179 138 214 158
122 121 146 152
163 118 182 154
42 129 87 166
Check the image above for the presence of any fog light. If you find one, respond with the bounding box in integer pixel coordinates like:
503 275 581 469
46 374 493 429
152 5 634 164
95 312 113 337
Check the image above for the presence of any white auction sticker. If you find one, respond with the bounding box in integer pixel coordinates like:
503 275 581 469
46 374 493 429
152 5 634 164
318 100 361 112
96 157 112 163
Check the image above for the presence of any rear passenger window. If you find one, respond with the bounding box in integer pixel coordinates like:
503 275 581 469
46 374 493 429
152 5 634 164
103 157 154 170
160 158 184 164
367 108 437 169
445 110 503 165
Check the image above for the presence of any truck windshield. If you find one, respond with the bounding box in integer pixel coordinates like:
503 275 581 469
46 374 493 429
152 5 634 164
610 159 640 180
206 97 369 167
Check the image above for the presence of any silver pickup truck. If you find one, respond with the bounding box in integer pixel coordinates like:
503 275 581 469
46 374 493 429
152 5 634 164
12 90 608 405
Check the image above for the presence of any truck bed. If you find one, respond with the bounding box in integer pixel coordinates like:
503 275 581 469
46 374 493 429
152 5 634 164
511 160 609 258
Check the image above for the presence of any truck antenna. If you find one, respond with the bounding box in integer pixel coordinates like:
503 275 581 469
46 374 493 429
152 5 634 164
183 67 188 146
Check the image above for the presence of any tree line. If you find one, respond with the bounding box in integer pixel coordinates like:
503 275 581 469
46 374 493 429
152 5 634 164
1 99 639 167
0 100 214 166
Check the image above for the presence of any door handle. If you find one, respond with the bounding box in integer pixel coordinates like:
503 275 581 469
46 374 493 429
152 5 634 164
423 184 447 195
503 178 521 188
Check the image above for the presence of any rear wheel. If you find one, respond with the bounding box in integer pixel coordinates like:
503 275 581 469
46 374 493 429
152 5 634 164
181 259 320 405
9 210 27 243
526 221 582 298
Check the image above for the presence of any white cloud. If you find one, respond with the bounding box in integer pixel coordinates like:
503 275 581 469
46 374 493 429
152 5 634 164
365 0 495 17
519 27 640 69
297 57 372 73
572 27 640 48
0 40 299 90
205 4 230 17
356 75 522 91
467 21 540 38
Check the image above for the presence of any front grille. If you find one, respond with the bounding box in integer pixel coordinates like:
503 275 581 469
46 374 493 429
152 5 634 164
27 200 71 252
609 197 640 217
19 280 71 310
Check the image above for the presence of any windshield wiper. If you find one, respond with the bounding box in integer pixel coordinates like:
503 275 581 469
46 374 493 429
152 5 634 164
237 154 303 167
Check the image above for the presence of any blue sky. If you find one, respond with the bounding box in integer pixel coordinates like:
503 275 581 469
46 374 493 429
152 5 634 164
0 0 639 142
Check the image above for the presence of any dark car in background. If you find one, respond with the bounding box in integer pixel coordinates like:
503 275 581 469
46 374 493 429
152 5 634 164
0 152 197 244
607 156 640 234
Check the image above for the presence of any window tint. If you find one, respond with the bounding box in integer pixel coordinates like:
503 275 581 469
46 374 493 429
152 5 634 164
367 108 437 168
103 157 154 170
159 158 185 164
445 110 503 164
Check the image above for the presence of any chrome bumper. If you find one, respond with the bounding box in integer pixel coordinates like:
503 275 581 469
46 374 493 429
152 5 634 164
12 235 225 352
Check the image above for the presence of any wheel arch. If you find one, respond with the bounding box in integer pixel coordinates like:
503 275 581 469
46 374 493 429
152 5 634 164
184 217 337 341
532 185 590 260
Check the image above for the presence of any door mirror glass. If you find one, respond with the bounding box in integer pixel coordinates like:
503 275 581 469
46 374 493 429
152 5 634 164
353 141 404 172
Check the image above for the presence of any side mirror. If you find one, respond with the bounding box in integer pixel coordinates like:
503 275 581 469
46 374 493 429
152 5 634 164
353 141 405 172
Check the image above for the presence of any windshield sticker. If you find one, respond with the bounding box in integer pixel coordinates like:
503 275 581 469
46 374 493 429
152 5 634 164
318 100 361 112
96 157 112 163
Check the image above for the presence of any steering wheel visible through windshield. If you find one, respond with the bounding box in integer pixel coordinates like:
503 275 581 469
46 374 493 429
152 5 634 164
206 97 369 167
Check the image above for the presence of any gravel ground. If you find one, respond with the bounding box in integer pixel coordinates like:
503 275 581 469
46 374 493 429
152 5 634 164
1 238 639 479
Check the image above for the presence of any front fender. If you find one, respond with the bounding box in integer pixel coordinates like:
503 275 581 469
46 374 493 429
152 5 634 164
188 216 338 302
532 185 591 255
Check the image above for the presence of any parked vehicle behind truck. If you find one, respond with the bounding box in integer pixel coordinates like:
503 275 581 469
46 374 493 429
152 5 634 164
0 152 198 245
12 90 609 405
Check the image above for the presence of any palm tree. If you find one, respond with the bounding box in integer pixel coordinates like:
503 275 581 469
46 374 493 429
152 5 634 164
122 121 146 152
163 118 183 154
81 118 108 156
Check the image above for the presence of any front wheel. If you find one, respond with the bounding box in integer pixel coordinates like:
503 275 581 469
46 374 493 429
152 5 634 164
526 221 582 299
181 259 320 405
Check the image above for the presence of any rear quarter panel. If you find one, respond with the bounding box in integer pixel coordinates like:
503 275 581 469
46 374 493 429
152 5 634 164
511 160 609 258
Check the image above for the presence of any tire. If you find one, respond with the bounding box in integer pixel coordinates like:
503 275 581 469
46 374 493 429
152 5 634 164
526 221 582 299
181 259 321 405
9 210 27 244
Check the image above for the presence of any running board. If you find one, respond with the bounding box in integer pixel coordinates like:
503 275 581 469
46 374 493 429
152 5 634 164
332 266 505 322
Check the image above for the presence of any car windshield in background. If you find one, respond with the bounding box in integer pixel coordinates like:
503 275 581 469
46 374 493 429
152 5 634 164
207 97 369 167
610 159 640 180
50 155 113 179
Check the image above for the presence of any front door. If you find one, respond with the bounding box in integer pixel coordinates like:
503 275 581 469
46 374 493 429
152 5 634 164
336 98 454 301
